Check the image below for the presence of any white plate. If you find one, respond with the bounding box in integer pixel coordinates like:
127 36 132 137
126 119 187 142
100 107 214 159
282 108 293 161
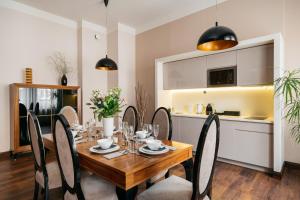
89 144 120 154
139 145 169 155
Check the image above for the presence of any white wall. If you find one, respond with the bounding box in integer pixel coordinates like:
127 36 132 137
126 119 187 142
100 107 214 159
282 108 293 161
117 24 136 107
0 5 77 152
79 21 108 124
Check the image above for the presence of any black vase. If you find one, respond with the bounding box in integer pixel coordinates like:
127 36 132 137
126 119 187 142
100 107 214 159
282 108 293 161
61 74 67 86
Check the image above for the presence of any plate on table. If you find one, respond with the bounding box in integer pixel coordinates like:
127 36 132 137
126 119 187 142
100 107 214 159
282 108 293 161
89 144 120 154
138 144 169 155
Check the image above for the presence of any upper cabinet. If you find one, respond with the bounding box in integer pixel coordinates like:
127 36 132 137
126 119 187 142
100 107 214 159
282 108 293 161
237 44 274 86
162 43 274 90
206 51 237 69
163 56 206 89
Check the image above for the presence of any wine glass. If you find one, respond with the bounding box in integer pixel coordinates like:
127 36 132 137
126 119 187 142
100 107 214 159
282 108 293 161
147 124 153 137
143 124 149 133
153 124 159 140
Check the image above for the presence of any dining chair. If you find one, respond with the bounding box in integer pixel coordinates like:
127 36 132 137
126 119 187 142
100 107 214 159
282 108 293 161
122 106 138 132
146 107 172 187
53 114 118 200
27 112 62 200
59 106 79 126
138 114 220 200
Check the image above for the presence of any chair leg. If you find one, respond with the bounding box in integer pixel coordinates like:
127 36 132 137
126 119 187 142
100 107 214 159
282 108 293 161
44 187 49 200
33 181 39 200
146 180 154 189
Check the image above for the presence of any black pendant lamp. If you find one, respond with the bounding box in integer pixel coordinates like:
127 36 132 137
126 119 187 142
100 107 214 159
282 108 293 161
95 0 118 71
197 0 238 51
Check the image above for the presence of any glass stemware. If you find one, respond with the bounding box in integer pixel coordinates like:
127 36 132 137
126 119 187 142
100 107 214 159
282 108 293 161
153 124 159 140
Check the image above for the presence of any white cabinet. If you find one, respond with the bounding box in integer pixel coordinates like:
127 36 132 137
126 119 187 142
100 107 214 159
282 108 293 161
172 116 205 151
163 56 206 89
172 115 273 168
206 51 237 69
237 44 274 86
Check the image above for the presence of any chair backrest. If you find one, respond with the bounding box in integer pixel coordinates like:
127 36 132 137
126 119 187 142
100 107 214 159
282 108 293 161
122 106 138 132
151 107 172 140
53 114 84 199
27 112 46 172
59 106 79 126
192 114 220 200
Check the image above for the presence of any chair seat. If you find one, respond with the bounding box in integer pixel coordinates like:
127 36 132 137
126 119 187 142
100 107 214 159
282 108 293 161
138 175 209 200
35 161 62 189
64 171 118 200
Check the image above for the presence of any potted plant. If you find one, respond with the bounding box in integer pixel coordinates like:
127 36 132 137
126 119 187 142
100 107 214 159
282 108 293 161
49 52 73 86
86 88 125 138
275 69 300 143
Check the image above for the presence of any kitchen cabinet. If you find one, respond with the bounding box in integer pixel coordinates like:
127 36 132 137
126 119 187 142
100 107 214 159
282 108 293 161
171 115 273 168
163 56 206 89
237 44 274 86
206 51 237 69
172 116 205 151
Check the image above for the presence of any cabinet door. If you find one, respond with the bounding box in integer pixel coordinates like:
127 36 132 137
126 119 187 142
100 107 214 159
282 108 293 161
206 51 237 69
171 116 181 141
218 120 237 160
163 56 206 89
237 44 274 86
233 121 273 168
179 117 205 151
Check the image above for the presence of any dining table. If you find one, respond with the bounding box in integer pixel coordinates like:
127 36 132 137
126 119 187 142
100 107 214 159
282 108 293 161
43 133 193 200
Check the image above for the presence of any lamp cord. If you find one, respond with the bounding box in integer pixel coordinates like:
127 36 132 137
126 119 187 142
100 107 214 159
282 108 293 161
215 0 218 26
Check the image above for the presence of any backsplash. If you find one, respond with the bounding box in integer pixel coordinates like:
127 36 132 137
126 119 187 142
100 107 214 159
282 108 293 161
171 86 274 117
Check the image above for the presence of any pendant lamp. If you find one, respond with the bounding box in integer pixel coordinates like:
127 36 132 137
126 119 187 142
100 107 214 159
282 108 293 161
95 0 118 70
197 0 238 51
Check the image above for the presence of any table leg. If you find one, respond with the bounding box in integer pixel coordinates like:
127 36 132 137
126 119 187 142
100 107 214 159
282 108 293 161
181 158 193 181
116 186 138 200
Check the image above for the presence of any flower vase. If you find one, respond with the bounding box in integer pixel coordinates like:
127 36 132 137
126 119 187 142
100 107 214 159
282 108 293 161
103 117 114 138
61 74 67 86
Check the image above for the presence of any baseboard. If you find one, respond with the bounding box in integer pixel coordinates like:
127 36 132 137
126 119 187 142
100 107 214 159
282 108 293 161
285 161 300 169
0 151 11 161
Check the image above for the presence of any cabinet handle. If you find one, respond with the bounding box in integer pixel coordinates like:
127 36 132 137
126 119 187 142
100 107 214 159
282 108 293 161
235 129 272 135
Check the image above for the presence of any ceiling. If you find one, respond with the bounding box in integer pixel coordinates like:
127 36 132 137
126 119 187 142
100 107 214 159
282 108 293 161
14 0 227 34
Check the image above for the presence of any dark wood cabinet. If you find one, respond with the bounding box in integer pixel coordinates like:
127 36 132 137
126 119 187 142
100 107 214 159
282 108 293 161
10 83 81 156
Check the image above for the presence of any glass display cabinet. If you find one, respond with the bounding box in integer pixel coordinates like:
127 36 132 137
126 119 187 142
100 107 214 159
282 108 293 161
10 83 81 156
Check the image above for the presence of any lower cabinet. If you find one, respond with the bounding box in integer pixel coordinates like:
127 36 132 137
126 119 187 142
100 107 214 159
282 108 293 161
172 115 273 168
172 116 205 151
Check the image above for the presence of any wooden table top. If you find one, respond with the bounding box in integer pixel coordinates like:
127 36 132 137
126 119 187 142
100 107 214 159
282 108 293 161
43 134 193 190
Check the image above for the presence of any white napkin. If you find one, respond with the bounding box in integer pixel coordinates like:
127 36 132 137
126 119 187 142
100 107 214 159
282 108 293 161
104 150 127 160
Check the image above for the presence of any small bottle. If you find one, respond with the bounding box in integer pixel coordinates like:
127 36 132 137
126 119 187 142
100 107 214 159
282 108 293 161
206 104 213 115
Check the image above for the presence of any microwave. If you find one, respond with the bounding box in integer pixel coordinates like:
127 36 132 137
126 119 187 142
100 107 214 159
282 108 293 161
207 66 237 87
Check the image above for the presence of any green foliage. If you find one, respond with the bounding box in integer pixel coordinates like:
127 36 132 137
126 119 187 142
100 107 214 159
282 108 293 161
86 88 125 121
275 70 300 143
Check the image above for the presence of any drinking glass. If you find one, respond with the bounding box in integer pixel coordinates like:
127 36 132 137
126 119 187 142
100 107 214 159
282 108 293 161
153 124 159 140
128 126 135 153
142 124 149 133
148 124 153 136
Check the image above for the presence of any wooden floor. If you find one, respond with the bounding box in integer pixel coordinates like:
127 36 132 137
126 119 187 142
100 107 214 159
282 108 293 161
0 153 300 200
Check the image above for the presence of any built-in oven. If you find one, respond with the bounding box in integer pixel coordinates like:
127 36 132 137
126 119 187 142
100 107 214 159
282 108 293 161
207 66 237 87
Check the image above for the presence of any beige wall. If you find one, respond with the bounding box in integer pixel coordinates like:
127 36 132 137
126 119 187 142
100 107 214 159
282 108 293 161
136 0 300 163
0 6 78 152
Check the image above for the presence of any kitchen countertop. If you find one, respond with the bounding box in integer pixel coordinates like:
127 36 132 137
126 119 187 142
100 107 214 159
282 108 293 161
171 113 273 124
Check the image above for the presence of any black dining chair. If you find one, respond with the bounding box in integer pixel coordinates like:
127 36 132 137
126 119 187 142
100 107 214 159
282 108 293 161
122 106 138 132
27 112 62 200
137 114 220 200
146 107 173 187
53 114 118 200
59 106 79 126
